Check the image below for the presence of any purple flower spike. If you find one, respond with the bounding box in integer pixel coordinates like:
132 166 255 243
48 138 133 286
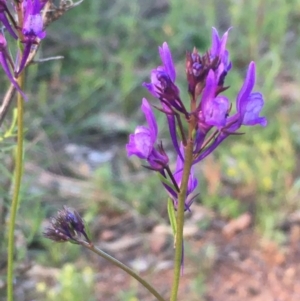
126 98 169 171
0 34 28 100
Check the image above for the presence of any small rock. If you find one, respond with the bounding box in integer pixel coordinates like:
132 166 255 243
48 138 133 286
100 230 116 241
222 213 252 238
129 256 153 272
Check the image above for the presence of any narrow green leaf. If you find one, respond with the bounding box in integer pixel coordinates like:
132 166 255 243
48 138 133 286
167 198 177 237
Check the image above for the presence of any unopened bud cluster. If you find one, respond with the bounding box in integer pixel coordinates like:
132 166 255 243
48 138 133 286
44 206 90 244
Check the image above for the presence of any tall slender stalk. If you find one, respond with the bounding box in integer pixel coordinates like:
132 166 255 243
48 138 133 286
169 138 194 301
80 241 167 301
7 72 25 301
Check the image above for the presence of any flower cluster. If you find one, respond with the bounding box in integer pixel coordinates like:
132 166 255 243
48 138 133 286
0 0 48 99
127 28 267 211
43 206 90 243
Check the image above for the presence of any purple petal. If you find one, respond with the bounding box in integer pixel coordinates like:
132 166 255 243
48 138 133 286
211 27 220 57
0 13 18 39
134 132 153 157
159 42 176 82
236 62 256 113
204 96 230 127
218 28 232 58
22 0 46 39
142 82 157 98
242 92 267 126
141 98 158 142
126 130 152 159
200 69 216 110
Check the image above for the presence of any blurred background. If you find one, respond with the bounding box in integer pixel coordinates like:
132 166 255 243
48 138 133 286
1 0 300 300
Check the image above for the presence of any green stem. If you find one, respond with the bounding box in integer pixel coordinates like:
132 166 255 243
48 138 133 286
169 138 194 301
7 73 24 301
80 241 167 301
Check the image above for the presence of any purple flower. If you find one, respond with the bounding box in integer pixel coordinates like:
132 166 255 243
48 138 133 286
143 42 185 113
198 69 230 131
22 0 46 39
0 33 27 100
143 42 176 97
126 98 169 171
16 0 47 76
193 61 267 165
143 42 185 160
234 62 267 127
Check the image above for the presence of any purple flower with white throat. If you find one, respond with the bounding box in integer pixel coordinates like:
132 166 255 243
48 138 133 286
126 98 169 171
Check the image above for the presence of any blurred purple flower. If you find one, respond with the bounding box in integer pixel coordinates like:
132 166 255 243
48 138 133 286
0 0 18 39
16 0 47 75
126 98 169 171
22 0 46 39
0 33 27 100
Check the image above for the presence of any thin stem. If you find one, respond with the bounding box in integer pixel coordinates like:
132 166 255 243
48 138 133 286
193 128 219 160
79 241 167 301
165 165 180 193
169 126 195 301
169 89 197 300
174 112 187 146
7 73 24 301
